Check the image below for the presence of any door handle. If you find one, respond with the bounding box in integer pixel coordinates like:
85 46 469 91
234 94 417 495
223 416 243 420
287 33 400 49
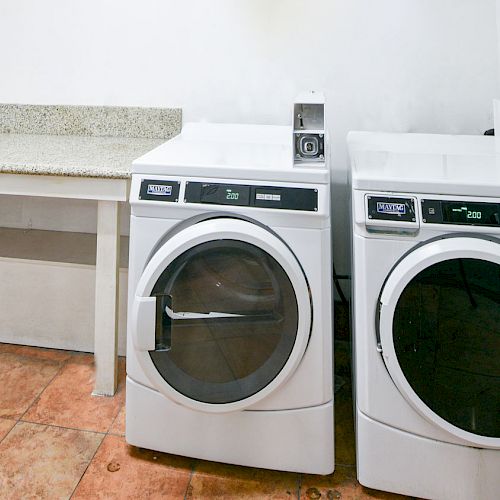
132 296 156 351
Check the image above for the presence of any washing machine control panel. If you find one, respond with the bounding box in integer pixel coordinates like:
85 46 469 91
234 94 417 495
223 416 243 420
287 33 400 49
422 200 500 227
184 182 318 211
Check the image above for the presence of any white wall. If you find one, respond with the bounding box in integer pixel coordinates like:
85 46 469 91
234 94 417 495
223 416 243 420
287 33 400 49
0 0 498 286
498 0 500 94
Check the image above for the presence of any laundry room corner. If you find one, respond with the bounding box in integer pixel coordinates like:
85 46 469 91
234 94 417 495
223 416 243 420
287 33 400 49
0 1 499 499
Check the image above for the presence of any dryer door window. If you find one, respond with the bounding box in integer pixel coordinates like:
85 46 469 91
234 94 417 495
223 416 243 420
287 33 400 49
378 236 500 446
148 239 300 404
392 257 500 438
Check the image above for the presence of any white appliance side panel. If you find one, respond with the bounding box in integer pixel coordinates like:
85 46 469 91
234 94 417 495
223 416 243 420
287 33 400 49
126 377 334 475
357 411 500 500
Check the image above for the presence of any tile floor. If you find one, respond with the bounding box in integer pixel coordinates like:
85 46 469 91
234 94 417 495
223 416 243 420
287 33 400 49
0 309 414 499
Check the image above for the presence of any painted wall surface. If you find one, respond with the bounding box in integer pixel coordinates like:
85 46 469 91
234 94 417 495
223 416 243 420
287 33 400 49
0 0 498 284
496 0 500 98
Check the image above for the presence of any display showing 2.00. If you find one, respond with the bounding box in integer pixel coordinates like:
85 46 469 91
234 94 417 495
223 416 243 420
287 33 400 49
443 201 500 226
467 210 482 219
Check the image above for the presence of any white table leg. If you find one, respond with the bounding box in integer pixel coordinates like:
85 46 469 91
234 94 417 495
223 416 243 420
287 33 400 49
93 200 120 396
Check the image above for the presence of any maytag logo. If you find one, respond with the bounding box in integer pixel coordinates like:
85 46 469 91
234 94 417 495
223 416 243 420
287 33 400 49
377 202 406 215
147 184 172 196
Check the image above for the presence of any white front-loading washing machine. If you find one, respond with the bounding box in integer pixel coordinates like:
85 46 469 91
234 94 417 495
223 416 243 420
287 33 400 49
126 123 334 474
348 131 500 499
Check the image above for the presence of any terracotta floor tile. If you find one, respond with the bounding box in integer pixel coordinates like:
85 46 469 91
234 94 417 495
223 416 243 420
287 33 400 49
0 343 413 499
72 434 193 499
23 355 126 433
109 401 126 436
0 418 16 442
188 461 300 499
301 465 410 499
0 421 102 499
0 351 62 419
0 342 74 362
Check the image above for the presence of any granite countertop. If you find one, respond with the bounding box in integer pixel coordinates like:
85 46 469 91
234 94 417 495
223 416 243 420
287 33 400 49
0 134 164 179
0 104 181 179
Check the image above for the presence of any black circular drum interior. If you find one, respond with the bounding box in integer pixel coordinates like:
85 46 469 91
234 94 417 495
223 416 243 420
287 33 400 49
392 258 500 438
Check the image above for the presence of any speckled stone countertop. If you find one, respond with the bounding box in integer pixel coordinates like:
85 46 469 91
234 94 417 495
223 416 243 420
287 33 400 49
0 134 165 179
0 104 181 179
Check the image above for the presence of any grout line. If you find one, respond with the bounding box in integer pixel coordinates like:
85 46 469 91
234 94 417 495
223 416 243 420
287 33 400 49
17 355 71 422
107 399 125 436
297 472 302 499
21 413 114 435
104 371 126 436
107 430 125 437
18 352 124 435
183 461 197 500
17 419 107 436
69 430 107 499
0 418 17 446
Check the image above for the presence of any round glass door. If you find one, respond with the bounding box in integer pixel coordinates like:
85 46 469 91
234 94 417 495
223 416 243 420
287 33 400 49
148 239 300 404
390 257 500 439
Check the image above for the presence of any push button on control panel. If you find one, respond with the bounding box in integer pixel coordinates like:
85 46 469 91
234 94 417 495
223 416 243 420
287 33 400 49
256 193 281 202
421 200 443 223
254 188 283 208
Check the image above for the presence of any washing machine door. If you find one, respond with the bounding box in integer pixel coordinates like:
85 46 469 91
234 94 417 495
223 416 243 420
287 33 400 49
131 217 312 413
378 235 500 448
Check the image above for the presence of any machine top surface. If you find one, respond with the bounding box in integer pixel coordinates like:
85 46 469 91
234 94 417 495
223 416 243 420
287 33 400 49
348 131 499 197
133 123 329 184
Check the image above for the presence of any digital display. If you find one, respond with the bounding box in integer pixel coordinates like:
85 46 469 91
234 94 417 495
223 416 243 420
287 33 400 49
199 184 250 206
422 200 500 227
442 202 500 226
